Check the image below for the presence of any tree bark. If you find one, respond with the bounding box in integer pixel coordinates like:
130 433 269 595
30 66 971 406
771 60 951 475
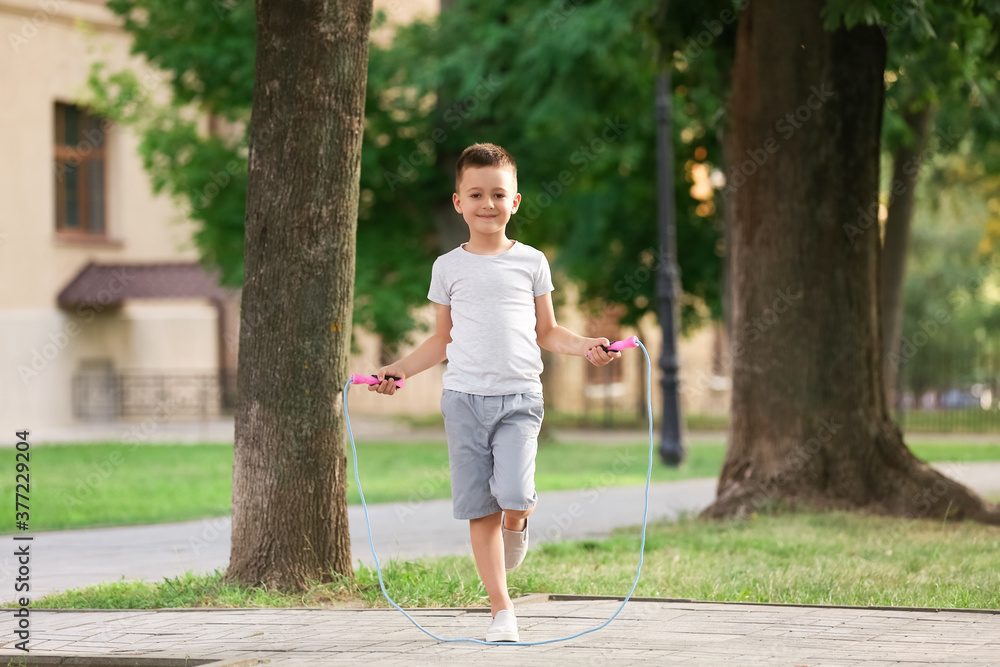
227 0 373 591
704 0 999 524
881 107 932 409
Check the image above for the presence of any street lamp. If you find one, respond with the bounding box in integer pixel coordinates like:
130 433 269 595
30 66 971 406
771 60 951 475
655 69 685 466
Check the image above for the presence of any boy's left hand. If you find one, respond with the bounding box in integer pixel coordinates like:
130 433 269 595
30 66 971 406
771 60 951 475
584 337 621 366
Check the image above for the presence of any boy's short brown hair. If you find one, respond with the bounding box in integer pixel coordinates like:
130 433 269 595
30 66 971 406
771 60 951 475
455 143 517 189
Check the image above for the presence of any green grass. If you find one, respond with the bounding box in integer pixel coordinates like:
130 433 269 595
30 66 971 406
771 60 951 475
897 408 1000 433
4 441 997 533
907 442 1000 461
1 444 234 533
26 569 325 610
28 511 1000 610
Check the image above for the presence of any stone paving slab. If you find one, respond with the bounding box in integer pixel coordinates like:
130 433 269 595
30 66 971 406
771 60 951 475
1 597 997 666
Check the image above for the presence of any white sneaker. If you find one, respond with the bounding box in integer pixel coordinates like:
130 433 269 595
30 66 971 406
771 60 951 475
485 609 519 642
501 515 529 571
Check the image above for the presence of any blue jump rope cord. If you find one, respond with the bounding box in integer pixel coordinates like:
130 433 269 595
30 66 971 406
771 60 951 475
343 340 654 646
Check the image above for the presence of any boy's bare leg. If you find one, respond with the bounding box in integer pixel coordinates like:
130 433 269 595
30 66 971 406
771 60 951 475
470 507 537 616
469 512 512 616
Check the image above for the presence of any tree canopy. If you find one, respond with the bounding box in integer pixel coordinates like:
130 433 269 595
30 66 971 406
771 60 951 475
86 0 1000 367
85 0 727 350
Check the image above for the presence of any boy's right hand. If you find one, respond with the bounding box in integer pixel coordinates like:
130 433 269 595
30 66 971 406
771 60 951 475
370 365 406 395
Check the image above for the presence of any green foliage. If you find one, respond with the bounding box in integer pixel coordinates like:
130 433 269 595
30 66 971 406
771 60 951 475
85 0 730 345
367 0 728 331
106 0 256 114
882 0 1000 157
86 0 1000 348
822 0 933 32
898 170 1000 393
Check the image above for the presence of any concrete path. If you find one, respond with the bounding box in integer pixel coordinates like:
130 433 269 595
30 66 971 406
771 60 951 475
3 596 998 665
7 462 999 602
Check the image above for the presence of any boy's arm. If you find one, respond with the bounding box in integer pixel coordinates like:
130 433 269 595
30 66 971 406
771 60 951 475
370 303 452 394
534 293 620 366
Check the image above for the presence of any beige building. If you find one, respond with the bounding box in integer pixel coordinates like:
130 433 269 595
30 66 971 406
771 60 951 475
0 0 729 433
0 0 243 432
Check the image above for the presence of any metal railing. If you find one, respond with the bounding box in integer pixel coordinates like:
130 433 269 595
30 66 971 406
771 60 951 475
72 370 238 421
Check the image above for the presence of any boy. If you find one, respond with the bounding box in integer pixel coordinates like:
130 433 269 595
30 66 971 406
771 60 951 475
369 142 620 642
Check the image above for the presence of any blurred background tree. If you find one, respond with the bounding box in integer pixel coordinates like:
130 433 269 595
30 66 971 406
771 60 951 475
897 161 1000 407
701 0 999 523
879 0 1000 405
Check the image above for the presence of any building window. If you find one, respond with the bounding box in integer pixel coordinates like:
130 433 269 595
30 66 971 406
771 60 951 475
54 103 108 237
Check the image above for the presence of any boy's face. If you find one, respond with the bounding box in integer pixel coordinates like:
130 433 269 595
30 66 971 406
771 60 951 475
452 166 521 236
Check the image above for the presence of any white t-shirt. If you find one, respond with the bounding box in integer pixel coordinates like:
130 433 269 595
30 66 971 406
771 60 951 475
427 241 554 396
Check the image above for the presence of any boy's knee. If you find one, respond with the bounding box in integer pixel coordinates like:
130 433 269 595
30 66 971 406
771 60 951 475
500 498 536 517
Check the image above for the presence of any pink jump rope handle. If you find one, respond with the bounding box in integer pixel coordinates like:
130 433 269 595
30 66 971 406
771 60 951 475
350 373 405 388
586 335 640 358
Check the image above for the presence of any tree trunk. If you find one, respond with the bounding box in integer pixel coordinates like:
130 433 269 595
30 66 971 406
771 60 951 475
227 0 373 591
881 107 932 410
704 0 999 524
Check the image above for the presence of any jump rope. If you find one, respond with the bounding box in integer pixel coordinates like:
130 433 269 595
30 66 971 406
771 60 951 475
343 336 654 646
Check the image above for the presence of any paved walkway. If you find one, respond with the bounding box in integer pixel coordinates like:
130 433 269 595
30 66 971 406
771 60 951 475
4 596 998 665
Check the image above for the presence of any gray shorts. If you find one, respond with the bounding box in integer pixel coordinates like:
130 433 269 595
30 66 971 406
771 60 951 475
441 389 544 520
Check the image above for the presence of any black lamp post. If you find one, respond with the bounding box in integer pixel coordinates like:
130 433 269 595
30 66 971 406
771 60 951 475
655 69 685 466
